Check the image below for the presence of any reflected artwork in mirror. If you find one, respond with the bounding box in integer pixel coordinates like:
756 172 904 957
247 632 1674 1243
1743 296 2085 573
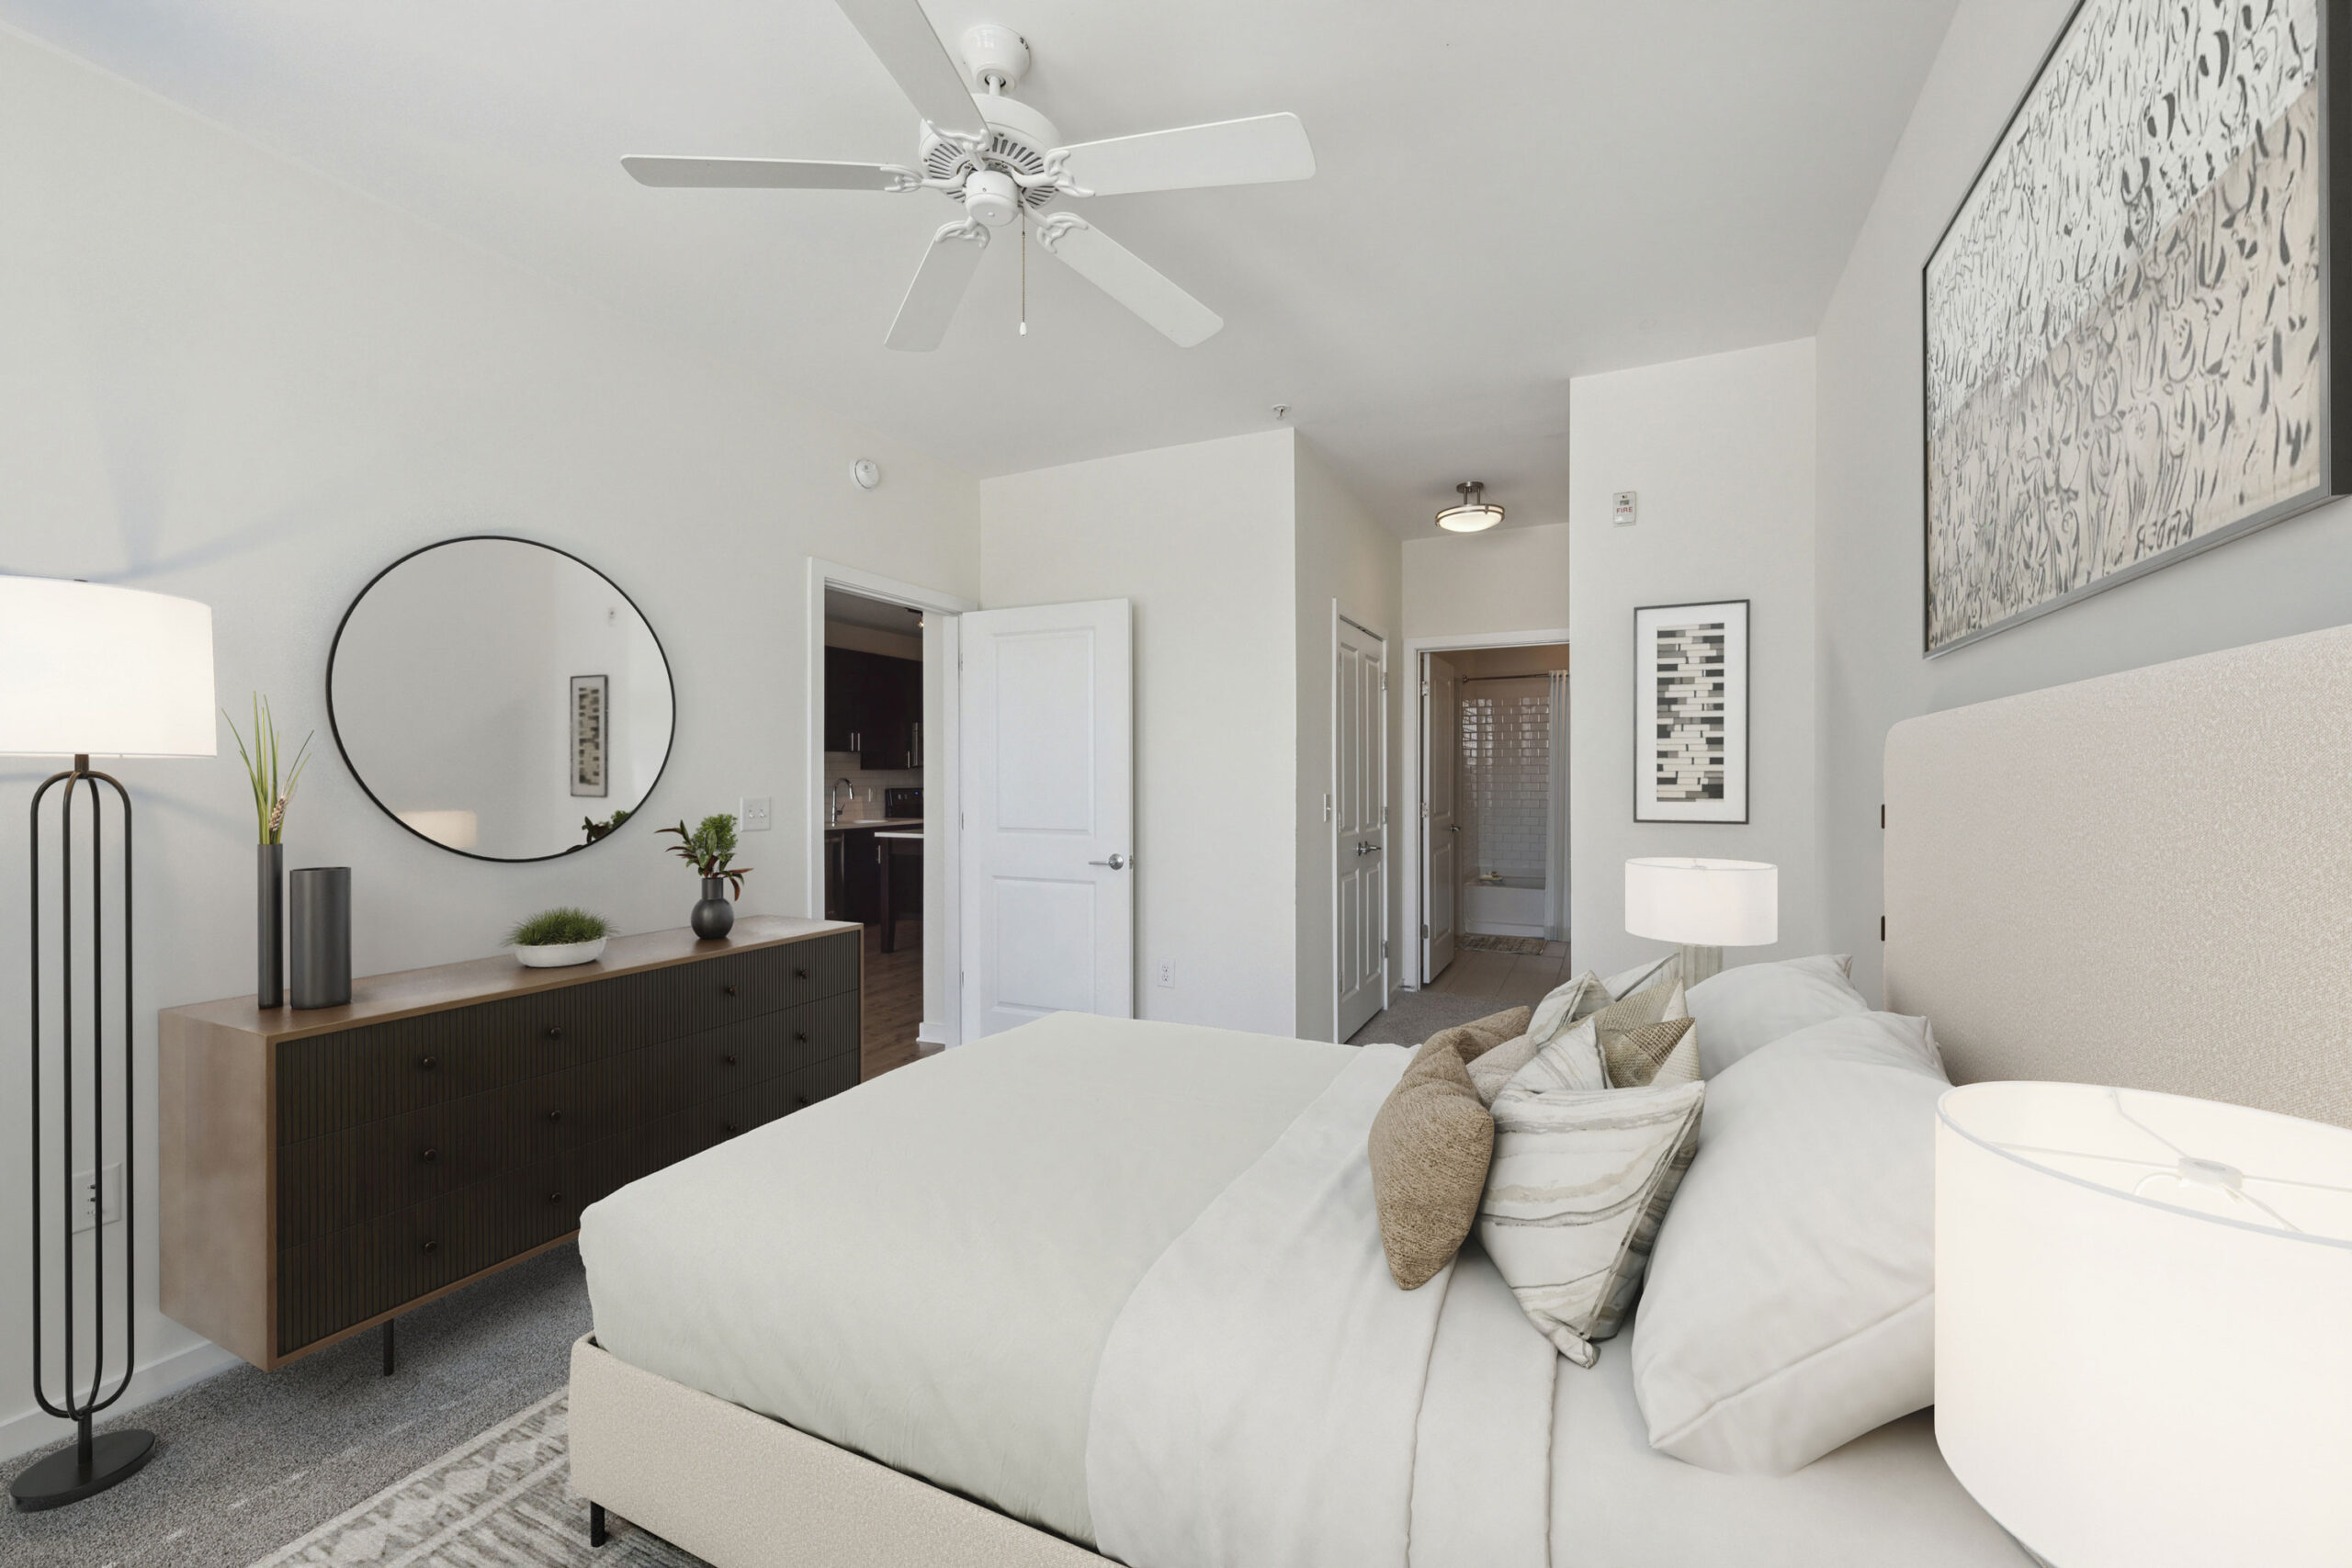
328 536 675 861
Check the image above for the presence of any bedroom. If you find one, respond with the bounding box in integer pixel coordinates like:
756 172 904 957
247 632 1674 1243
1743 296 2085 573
3 2 2349 1565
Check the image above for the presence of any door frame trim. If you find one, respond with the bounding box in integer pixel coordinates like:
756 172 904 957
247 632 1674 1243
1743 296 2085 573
1330 604 1390 1043
806 558 978 1047
1398 626 1572 991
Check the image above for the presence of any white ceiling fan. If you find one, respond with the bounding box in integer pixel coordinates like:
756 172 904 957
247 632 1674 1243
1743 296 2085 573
623 3 1315 351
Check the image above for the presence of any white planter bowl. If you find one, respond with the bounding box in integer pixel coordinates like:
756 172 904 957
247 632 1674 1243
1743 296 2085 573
513 936 607 968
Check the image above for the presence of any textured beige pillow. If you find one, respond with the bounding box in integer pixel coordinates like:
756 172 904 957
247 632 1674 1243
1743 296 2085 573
1368 1026 1511 1289
1604 1016 1699 1088
1425 1006 1532 1065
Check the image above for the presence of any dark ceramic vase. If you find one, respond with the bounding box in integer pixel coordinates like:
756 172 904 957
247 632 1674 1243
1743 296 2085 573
256 842 285 1008
289 866 353 1010
691 876 734 940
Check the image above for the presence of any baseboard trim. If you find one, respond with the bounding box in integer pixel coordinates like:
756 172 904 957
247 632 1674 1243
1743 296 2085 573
0 1338 243 1463
917 1020 954 1047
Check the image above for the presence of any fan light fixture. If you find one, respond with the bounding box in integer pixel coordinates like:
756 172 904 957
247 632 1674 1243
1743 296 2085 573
1436 481 1503 533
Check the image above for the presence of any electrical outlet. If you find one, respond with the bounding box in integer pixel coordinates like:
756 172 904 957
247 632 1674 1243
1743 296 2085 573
72 1164 121 1235
1157 959 1176 989
739 795 773 833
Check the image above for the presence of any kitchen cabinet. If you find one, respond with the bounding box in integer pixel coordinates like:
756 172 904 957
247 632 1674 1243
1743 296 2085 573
823 649 922 769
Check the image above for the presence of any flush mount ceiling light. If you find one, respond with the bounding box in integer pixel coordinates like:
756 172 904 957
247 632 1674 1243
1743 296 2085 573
1436 481 1503 532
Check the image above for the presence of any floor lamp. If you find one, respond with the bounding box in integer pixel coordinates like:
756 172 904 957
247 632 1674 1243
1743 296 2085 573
0 577 215 1511
1623 857 1777 987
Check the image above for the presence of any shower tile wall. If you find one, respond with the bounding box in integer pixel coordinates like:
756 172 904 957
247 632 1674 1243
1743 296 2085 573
1461 687 1551 881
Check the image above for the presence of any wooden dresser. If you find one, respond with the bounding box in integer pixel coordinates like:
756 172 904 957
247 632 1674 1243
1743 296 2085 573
160 916 862 1370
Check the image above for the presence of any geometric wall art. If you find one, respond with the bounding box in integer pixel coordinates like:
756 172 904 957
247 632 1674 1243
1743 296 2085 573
1634 600 1748 823
1924 0 2350 653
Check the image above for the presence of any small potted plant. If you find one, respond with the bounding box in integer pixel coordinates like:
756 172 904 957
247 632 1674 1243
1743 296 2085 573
225 694 314 1008
660 814 752 940
505 907 614 968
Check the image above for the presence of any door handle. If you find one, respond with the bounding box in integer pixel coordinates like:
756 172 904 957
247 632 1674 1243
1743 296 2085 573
1089 853 1129 871
1448 824 1462 833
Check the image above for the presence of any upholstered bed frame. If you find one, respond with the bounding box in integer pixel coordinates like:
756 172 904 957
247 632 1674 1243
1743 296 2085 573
571 620 2352 1562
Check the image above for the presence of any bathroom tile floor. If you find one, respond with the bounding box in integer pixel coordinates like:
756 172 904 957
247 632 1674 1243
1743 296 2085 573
1423 938 1572 1008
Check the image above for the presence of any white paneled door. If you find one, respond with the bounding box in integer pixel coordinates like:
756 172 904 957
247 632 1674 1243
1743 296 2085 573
1422 653 1459 984
958 599 1135 1041
1334 615 1388 1042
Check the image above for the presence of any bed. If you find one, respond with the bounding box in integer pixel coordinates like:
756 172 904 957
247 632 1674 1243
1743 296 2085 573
572 620 2352 1567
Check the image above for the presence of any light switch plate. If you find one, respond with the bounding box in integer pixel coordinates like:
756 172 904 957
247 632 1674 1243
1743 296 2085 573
1612 490 1639 525
739 796 773 832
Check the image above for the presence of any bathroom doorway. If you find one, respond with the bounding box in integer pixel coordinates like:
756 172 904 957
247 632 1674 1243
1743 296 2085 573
1405 637 1570 1001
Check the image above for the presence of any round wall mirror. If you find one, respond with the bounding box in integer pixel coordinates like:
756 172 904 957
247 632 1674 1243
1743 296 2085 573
328 536 675 861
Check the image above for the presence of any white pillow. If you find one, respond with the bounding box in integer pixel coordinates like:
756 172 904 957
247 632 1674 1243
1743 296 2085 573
1601 953 1677 999
1681 953 1866 1077
1630 1010 1946 1475
1479 1077 1706 1368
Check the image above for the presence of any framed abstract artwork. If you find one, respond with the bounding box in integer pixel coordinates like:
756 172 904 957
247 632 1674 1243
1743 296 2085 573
1923 0 2352 653
1634 600 1748 824
570 673 608 798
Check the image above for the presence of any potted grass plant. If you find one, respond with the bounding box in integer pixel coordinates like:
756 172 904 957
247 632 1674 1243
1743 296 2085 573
660 813 752 939
506 907 614 968
224 694 314 1008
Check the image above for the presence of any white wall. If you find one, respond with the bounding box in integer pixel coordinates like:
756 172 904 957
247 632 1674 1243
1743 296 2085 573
978 431 1300 1036
1814 0 2352 1001
1402 524 1571 641
1294 439 1403 1041
0 29 980 1459
1568 340 1821 978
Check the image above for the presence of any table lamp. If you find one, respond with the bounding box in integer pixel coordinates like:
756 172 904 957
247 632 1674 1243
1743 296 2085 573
0 576 215 1511
1936 1081 2352 1566
1623 857 1777 985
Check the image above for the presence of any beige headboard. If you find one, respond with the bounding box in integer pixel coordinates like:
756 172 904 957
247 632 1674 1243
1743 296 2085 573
1884 623 2352 1129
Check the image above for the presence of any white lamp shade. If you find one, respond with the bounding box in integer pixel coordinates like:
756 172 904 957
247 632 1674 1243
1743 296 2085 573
1623 857 1777 946
1936 1082 2352 1567
0 577 217 758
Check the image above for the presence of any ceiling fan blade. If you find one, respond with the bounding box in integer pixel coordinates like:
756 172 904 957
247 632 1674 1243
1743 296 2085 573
1053 113 1315 197
885 221 988 352
1036 218 1222 347
623 156 912 190
832 0 988 139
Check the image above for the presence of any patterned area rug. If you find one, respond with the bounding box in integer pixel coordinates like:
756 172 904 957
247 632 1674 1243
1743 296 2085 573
1458 933 1547 955
249 1392 701 1567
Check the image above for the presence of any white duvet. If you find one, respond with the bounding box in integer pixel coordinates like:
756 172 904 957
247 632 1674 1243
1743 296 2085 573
581 1012 2027 1568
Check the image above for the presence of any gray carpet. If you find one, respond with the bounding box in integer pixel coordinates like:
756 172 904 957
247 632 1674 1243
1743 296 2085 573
1346 988 1528 1046
2 1242 593 1568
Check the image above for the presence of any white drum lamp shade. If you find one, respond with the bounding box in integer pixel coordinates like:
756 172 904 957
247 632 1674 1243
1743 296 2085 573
1936 1082 2352 1567
0 577 217 757
1623 857 1777 946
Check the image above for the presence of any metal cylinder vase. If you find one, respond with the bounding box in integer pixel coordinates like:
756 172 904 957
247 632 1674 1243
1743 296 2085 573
288 866 353 1009
690 875 735 940
256 841 285 1008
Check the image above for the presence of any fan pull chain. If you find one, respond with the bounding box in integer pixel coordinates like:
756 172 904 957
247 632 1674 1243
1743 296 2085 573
1020 209 1028 335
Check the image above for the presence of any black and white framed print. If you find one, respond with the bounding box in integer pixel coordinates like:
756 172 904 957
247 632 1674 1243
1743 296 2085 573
570 674 608 798
1634 600 1748 824
1924 0 2352 654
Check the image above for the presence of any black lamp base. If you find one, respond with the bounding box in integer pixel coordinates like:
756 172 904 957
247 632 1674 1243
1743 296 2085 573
9 1428 156 1512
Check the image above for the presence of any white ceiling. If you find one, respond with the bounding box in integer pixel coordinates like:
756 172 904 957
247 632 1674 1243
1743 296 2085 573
2 1 1957 536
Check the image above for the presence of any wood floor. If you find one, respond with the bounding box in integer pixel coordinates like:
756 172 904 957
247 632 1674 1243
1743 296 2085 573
1420 938 1573 1009
860 919 932 1080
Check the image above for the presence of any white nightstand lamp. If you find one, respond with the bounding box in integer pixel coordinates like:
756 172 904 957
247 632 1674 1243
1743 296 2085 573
1622 857 1776 985
1936 1081 2352 1567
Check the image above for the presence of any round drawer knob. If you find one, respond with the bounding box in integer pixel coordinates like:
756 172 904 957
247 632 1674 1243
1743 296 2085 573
546 1109 562 1123
421 1147 438 1164
795 1031 808 1043
724 1054 739 1066
421 1239 438 1255
796 967 810 980
724 1122 741 1135
546 1026 563 1040
418 1055 437 1071
724 984 739 998
548 1190 565 1205
794 1095 810 1109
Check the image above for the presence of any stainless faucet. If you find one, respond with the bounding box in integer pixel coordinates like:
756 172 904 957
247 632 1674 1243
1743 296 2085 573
830 777 854 825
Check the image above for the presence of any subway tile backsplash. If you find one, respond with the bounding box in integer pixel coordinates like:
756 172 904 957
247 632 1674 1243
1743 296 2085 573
822 752 922 821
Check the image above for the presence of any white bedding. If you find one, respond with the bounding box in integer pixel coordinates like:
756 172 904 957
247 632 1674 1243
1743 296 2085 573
582 1012 2029 1568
